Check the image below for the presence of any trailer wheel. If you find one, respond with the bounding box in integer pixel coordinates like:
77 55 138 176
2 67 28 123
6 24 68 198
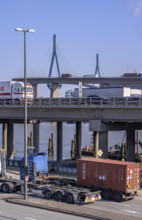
1 182 14 193
113 191 123 202
64 192 74 204
101 189 112 200
44 189 53 199
54 190 64 201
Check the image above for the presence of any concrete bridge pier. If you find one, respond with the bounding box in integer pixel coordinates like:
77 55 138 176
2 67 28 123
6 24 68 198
99 132 108 159
2 123 7 151
33 123 40 153
7 122 14 160
126 130 135 162
93 131 99 158
57 122 63 162
76 121 82 159
51 84 60 97
33 83 38 98
92 131 108 158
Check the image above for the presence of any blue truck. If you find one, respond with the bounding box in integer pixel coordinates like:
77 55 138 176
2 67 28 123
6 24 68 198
20 152 48 181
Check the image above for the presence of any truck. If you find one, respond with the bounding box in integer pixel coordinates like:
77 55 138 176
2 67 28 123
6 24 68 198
20 152 48 181
65 87 142 98
29 158 141 203
0 151 48 193
77 158 140 202
0 152 140 203
0 81 33 103
0 151 101 204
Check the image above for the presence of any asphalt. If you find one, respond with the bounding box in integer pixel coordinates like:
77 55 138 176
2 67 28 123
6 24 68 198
4 167 142 220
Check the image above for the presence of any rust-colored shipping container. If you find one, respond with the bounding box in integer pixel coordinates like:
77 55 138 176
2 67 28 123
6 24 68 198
77 158 140 201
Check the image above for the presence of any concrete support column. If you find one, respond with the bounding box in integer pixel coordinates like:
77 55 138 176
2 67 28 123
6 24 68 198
33 83 38 98
57 122 63 162
50 84 59 97
7 122 14 160
33 123 40 153
126 130 135 162
93 131 99 158
76 121 82 159
99 131 108 159
2 123 7 151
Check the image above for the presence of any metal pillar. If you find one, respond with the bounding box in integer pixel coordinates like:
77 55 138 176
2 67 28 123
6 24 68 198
2 123 7 151
99 131 108 159
76 121 82 159
57 122 63 162
126 130 135 162
33 123 40 153
7 122 14 160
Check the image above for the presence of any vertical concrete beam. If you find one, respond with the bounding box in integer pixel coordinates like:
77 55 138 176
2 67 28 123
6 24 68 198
126 130 135 162
7 122 14 160
76 121 82 159
93 131 99 158
2 123 7 151
50 84 60 97
33 123 40 153
99 132 108 159
33 83 38 98
57 122 63 162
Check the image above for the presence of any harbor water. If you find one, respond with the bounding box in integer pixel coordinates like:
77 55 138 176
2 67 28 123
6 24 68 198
0 122 142 160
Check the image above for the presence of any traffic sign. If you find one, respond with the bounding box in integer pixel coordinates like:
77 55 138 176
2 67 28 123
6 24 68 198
98 150 103 157
25 175 29 182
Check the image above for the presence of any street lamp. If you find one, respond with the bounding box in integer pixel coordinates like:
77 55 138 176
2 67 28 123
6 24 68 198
15 27 35 200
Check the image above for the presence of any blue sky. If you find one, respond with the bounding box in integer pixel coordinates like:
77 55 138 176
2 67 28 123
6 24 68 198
1 0 142 95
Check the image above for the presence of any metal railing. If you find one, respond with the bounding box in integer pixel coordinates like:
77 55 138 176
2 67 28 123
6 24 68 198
0 97 142 107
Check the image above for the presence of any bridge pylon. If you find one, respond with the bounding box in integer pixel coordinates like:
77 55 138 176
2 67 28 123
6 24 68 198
47 34 61 95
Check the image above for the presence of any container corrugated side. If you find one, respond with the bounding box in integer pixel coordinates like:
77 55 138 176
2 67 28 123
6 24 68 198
77 158 140 193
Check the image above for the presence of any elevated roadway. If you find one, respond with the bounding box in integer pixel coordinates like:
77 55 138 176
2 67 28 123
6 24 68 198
13 76 142 86
0 97 142 122
1 97 142 162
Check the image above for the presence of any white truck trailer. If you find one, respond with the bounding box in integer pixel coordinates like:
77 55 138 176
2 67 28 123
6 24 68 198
65 87 142 98
0 81 33 103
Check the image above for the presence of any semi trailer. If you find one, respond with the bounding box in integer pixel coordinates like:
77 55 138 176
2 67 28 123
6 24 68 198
0 152 140 203
65 87 142 98
77 158 140 202
0 81 33 103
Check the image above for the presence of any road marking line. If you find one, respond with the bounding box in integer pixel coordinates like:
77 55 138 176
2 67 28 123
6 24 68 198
121 209 142 215
25 217 37 220
109 202 130 207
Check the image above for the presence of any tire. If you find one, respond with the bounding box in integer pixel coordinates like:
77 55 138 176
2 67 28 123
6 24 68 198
113 191 123 202
1 182 15 193
44 189 53 199
64 192 74 204
101 189 112 200
54 191 64 201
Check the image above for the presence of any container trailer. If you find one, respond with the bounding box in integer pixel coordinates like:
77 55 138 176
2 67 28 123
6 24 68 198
65 87 142 98
77 158 140 202
1 155 140 203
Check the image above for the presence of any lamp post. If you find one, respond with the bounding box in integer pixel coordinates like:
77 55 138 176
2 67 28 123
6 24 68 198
15 28 35 199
